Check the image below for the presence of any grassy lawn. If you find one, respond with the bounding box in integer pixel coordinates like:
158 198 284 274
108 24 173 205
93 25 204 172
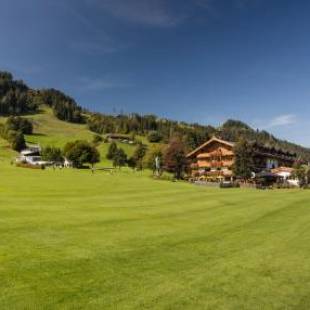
1 162 310 309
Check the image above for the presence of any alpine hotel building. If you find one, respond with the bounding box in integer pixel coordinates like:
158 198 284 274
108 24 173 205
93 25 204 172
187 137 296 181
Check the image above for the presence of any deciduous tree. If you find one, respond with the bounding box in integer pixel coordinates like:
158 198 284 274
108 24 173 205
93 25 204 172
64 140 100 168
164 136 187 179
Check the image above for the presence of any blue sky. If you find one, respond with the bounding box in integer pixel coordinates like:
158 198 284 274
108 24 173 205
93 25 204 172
1 0 310 146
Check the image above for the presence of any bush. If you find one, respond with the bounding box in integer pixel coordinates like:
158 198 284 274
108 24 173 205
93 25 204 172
143 145 164 172
8 130 26 151
41 146 63 163
127 156 136 169
220 182 240 189
93 134 103 144
16 162 44 169
147 131 162 143
153 172 175 182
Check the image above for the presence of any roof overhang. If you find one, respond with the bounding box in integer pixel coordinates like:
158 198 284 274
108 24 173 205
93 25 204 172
186 137 235 158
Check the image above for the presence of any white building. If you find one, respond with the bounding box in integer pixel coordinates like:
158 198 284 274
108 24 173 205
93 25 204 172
17 145 49 166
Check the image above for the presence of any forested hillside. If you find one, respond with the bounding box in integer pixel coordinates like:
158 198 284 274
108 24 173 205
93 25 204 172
0 71 37 115
36 89 85 123
1 70 310 160
218 120 310 161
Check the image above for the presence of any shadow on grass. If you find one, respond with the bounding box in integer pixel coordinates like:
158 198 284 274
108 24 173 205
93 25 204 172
0 108 46 117
30 133 47 137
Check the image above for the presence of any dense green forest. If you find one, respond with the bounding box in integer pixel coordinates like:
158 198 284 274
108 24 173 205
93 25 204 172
1 70 310 160
36 89 84 123
0 71 37 115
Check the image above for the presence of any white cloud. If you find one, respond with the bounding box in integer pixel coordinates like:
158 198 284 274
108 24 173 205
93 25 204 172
265 114 297 129
252 114 298 129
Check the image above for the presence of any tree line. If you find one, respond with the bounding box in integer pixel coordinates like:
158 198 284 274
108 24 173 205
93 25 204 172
219 120 310 161
106 136 187 179
86 113 215 151
1 70 310 161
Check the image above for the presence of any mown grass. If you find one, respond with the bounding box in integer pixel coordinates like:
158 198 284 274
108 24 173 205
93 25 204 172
1 161 310 309
1 110 310 309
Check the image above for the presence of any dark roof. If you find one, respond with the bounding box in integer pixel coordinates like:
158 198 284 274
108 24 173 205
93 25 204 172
255 171 279 179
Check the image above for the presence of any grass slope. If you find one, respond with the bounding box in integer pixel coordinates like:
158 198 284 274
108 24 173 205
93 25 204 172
24 108 94 148
0 108 136 165
1 162 310 309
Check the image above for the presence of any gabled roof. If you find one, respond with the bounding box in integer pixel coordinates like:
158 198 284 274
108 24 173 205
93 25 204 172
186 137 235 158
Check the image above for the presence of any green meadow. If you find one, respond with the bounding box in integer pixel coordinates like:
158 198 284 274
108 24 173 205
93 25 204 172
0 107 137 165
1 110 310 309
1 162 310 309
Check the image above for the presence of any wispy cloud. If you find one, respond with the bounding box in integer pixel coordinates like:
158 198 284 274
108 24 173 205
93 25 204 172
79 77 132 91
86 0 189 27
195 0 259 16
263 114 297 129
64 5 96 32
47 0 97 32
253 114 298 129
84 0 259 28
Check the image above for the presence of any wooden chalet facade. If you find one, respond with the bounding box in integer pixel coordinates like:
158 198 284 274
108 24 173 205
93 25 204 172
187 137 296 181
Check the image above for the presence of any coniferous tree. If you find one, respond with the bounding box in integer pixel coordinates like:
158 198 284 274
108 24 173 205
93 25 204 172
106 142 118 160
233 138 254 181
113 148 127 168
132 143 147 170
